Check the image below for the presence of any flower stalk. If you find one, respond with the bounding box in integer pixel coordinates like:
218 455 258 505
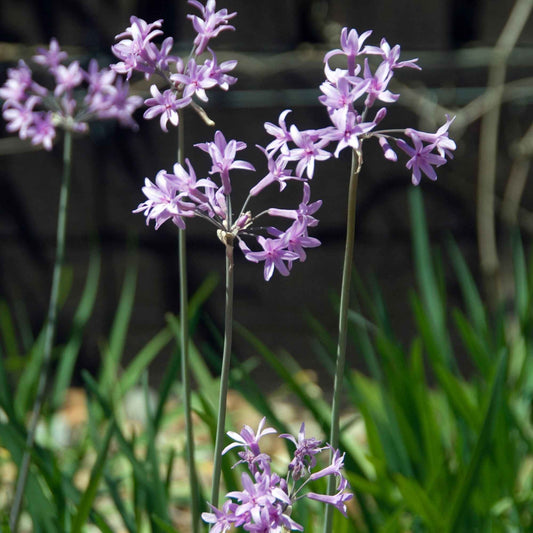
10 130 73 532
177 110 201 533
211 238 235 507
323 147 361 533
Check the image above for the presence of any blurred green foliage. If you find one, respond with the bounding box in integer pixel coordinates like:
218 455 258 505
1 187 532 531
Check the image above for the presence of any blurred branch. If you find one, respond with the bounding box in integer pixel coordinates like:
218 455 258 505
501 122 533 227
476 0 533 307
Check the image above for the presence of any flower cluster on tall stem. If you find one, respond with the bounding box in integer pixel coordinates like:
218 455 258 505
111 0 237 132
1 36 145 532
261 27 456 533
202 418 353 532
112 4 240 530
0 38 142 149
134 129 323 281
134 127 324 509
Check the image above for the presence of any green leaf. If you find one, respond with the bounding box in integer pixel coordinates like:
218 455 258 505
409 187 452 367
99 260 137 394
118 326 174 396
447 238 488 335
52 251 101 409
104 474 137 533
13 329 46 418
0 422 59 532
142 373 170 526
394 474 443 530
151 514 179 533
71 421 115 533
444 350 508 531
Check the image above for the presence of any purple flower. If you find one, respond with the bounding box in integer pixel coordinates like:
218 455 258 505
264 109 293 155
364 37 420 70
133 170 194 229
241 236 300 281
377 135 398 161
164 158 216 205
33 38 68 72
143 85 191 131
111 16 163 79
362 58 398 108
53 61 83 97
286 125 331 179
204 49 237 91
268 182 322 227
249 148 297 196
27 112 56 150
306 477 353 517
100 77 143 129
201 501 238 533
85 59 117 98
187 0 237 55
0 60 46 104
320 108 376 156
204 421 353 531
405 115 456 159
171 58 218 102
268 221 321 263
3 96 40 139
309 447 346 481
280 423 325 479
324 27 373 75
319 75 369 112
195 130 255 194
223 417 276 457
396 134 447 185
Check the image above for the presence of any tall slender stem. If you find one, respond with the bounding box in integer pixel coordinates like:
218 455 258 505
211 240 235 508
323 148 361 533
9 130 73 532
177 111 200 533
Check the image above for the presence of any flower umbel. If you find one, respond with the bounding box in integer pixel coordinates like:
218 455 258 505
111 0 237 131
261 26 456 185
134 128 323 281
0 42 142 149
202 420 353 531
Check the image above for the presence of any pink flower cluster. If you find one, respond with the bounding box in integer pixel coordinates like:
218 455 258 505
0 39 142 150
134 130 322 281
202 418 353 532
111 0 237 131
263 28 456 185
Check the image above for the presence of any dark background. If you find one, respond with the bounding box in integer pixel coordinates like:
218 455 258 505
0 0 532 390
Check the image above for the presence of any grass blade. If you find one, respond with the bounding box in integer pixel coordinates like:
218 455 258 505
71 421 115 533
444 350 508 531
52 251 101 409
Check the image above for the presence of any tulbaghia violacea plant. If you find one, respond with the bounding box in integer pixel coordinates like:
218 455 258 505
0 38 142 149
114 4 240 527
134 129 322 281
134 127 323 512
111 0 237 131
266 28 457 532
1 38 143 531
202 418 353 532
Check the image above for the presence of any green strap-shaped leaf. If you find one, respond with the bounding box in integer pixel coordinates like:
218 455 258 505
444 350 508 531
71 421 115 533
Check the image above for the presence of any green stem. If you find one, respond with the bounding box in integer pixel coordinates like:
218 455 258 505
211 240 235 508
177 111 200 533
9 130 73 532
323 148 362 533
